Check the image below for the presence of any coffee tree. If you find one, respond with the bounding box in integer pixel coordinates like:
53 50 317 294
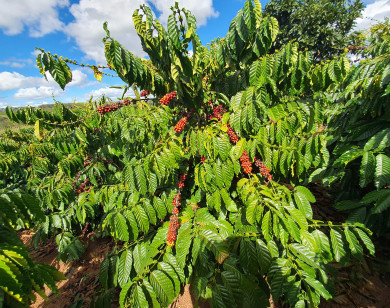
3 1 388 307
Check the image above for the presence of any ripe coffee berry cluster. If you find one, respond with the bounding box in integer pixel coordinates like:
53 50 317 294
167 210 180 247
172 194 181 212
255 158 273 181
227 123 239 143
97 157 120 170
72 176 92 194
81 222 90 236
123 99 133 106
159 91 177 105
347 46 366 51
140 90 149 97
96 99 135 115
83 155 92 168
177 172 187 188
167 185 185 246
213 104 226 120
174 117 188 133
178 109 196 120
240 151 252 174
97 101 125 115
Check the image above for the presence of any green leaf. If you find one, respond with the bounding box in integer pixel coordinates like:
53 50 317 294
114 212 129 241
344 227 363 260
198 226 229 264
334 148 364 166
135 164 148 195
304 277 332 300
360 152 376 188
99 257 109 289
167 14 181 51
256 239 272 273
134 284 149 308
289 243 319 269
312 230 332 261
157 262 180 296
176 222 193 269
354 228 375 255
221 263 245 305
373 187 390 214
132 243 152 276
295 186 316 202
294 190 313 219
150 270 175 306
330 228 347 262
142 280 161 308
375 154 390 188
119 281 134 308
364 128 390 152
117 249 133 288
261 211 272 242
239 238 258 273
285 205 308 230
133 205 149 233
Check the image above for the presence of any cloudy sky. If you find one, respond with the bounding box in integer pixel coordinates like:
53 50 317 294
0 0 388 108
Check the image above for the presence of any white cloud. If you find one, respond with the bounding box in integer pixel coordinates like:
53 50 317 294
0 61 25 68
0 72 43 91
0 0 69 37
14 86 61 100
0 58 34 68
68 69 89 87
354 0 390 31
86 87 125 99
149 0 219 27
64 0 218 63
0 70 88 91
64 0 146 64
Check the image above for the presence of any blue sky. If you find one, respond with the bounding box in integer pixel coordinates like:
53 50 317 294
0 0 388 108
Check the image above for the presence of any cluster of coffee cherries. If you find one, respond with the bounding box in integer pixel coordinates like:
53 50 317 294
140 90 149 97
159 91 177 105
83 155 118 170
177 109 196 119
205 102 239 144
347 46 366 51
201 100 213 107
254 158 273 181
167 171 188 247
174 117 188 133
73 172 92 194
240 151 252 174
167 193 181 247
97 157 120 170
212 104 226 121
227 123 239 144
81 222 90 236
96 100 133 115
83 154 93 168
177 172 188 189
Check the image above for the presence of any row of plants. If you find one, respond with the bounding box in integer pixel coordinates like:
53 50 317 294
1 1 389 307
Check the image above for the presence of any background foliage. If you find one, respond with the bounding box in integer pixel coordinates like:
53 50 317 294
264 0 364 61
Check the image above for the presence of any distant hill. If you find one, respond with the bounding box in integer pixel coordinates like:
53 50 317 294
0 103 85 133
